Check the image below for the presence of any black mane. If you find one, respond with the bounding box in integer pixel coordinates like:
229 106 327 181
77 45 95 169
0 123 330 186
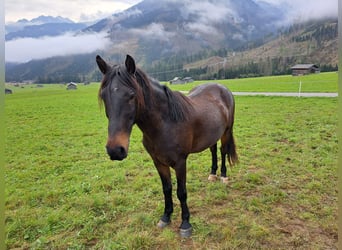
136 69 193 122
99 63 193 122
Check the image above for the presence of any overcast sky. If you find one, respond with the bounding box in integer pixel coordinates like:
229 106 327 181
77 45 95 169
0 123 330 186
5 0 143 23
5 0 337 23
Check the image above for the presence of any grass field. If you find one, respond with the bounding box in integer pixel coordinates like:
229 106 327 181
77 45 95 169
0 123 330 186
167 72 338 93
5 73 338 249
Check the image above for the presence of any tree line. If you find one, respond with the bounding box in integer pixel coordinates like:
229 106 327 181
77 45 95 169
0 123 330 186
145 56 337 81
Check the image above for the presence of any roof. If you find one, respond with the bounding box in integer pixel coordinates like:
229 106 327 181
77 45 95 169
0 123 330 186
291 64 319 70
171 77 181 81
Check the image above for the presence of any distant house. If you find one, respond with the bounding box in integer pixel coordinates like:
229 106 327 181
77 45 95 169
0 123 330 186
5 88 13 94
66 82 77 90
291 64 320 76
182 77 194 83
170 77 183 84
169 77 194 84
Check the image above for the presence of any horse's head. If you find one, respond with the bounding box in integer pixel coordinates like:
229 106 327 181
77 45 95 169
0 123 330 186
96 54 139 161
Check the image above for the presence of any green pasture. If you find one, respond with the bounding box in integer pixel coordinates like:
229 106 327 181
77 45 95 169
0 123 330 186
167 72 338 93
4 75 338 249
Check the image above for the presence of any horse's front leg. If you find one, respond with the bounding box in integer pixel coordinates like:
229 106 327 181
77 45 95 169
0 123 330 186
155 162 173 228
175 158 192 237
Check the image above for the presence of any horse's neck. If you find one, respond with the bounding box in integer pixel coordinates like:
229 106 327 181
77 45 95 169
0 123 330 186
135 84 169 134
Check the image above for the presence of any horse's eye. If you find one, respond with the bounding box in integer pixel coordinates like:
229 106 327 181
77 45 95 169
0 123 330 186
128 92 135 104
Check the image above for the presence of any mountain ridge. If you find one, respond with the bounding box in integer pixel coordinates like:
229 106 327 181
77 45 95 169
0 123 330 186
84 0 287 62
5 15 88 40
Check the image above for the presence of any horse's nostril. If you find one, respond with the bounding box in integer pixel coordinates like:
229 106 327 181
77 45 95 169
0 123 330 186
118 146 125 155
106 146 127 161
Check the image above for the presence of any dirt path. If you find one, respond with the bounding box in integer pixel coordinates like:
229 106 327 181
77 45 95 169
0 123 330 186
232 92 338 97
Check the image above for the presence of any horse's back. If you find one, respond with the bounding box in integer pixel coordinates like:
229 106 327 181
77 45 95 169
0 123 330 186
188 83 234 109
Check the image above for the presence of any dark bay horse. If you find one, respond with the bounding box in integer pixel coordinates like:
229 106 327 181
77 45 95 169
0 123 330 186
96 54 238 237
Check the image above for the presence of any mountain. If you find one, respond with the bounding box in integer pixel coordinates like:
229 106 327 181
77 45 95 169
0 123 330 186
6 23 87 41
28 15 74 24
5 53 100 83
5 1 338 83
176 18 338 80
85 0 285 62
5 15 87 40
6 18 337 83
6 15 74 33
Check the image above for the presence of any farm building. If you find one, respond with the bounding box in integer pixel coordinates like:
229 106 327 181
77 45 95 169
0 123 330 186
170 77 183 84
291 64 320 76
66 82 77 90
183 77 194 83
169 77 194 84
5 88 13 94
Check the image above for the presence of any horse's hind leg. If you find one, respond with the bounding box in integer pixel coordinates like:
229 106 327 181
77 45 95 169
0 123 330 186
220 126 238 184
208 144 218 181
220 131 230 184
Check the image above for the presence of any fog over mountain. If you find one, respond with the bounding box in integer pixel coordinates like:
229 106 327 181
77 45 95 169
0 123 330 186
8 0 285 63
6 32 110 63
5 0 338 82
258 0 337 22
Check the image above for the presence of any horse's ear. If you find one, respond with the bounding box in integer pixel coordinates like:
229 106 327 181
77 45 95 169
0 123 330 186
96 55 109 74
125 54 136 75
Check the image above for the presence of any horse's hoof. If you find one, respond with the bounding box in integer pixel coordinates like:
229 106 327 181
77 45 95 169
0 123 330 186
180 227 192 238
220 176 229 184
208 174 217 181
157 219 170 228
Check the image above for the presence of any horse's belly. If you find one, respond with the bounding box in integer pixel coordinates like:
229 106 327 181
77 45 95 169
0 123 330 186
189 101 229 153
190 122 226 153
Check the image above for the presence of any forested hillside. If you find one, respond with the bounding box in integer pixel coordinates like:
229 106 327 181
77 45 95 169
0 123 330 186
145 18 338 81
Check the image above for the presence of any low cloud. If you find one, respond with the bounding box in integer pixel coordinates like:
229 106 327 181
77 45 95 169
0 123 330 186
129 23 175 42
185 22 220 36
258 0 337 23
183 1 235 24
5 31 111 63
107 8 142 24
287 0 337 22
181 0 236 35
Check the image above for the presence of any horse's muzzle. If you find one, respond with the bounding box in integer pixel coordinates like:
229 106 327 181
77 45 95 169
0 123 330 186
106 146 127 161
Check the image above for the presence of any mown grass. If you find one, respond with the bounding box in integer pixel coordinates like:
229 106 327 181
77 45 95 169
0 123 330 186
5 76 338 249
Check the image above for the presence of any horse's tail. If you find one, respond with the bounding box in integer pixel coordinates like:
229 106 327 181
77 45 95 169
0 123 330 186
221 86 238 167
226 90 238 167
227 128 238 166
